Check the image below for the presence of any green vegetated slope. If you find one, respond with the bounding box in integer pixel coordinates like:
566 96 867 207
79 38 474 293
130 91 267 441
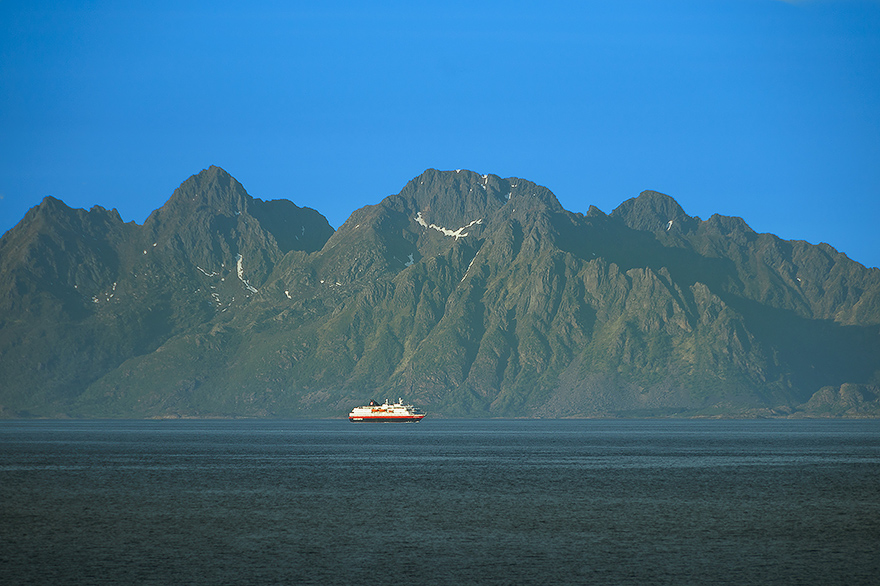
1 166 878 418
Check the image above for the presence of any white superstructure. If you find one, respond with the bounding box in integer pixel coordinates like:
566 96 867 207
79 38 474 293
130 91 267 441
349 398 427 422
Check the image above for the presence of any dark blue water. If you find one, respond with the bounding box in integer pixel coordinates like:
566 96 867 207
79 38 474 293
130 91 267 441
2 419 879 585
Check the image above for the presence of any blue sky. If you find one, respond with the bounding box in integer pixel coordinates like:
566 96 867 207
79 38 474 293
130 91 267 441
2 0 879 268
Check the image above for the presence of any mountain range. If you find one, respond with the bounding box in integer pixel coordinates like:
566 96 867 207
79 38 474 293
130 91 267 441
2 166 879 418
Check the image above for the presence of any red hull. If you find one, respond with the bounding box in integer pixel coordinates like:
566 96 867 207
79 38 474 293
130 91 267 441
349 415 425 423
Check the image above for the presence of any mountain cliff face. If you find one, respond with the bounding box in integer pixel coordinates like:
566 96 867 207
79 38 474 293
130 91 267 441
1 167 878 418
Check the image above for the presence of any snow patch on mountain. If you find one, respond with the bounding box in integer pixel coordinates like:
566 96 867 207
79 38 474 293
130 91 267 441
415 212 482 240
236 254 258 293
461 254 478 283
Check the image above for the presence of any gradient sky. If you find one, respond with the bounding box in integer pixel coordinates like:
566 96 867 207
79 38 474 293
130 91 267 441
2 0 879 268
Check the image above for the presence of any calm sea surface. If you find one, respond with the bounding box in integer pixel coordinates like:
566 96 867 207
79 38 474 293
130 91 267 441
1 419 879 585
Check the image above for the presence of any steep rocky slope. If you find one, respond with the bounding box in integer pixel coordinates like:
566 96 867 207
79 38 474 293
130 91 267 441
0 167 333 416
1 167 878 418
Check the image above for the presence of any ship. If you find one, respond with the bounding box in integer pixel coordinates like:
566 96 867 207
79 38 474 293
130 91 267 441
348 398 427 422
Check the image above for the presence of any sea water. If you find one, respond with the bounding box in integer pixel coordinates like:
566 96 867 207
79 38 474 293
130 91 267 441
1 419 878 585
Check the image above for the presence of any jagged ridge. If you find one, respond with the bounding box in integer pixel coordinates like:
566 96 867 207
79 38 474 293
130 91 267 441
1 167 878 418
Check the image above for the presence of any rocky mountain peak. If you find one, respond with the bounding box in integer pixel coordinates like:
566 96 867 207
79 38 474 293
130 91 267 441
19 196 75 230
611 190 697 233
141 167 333 253
147 166 251 224
394 168 563 232
133 167 334 291
395 169 509 229
7 196 126 250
